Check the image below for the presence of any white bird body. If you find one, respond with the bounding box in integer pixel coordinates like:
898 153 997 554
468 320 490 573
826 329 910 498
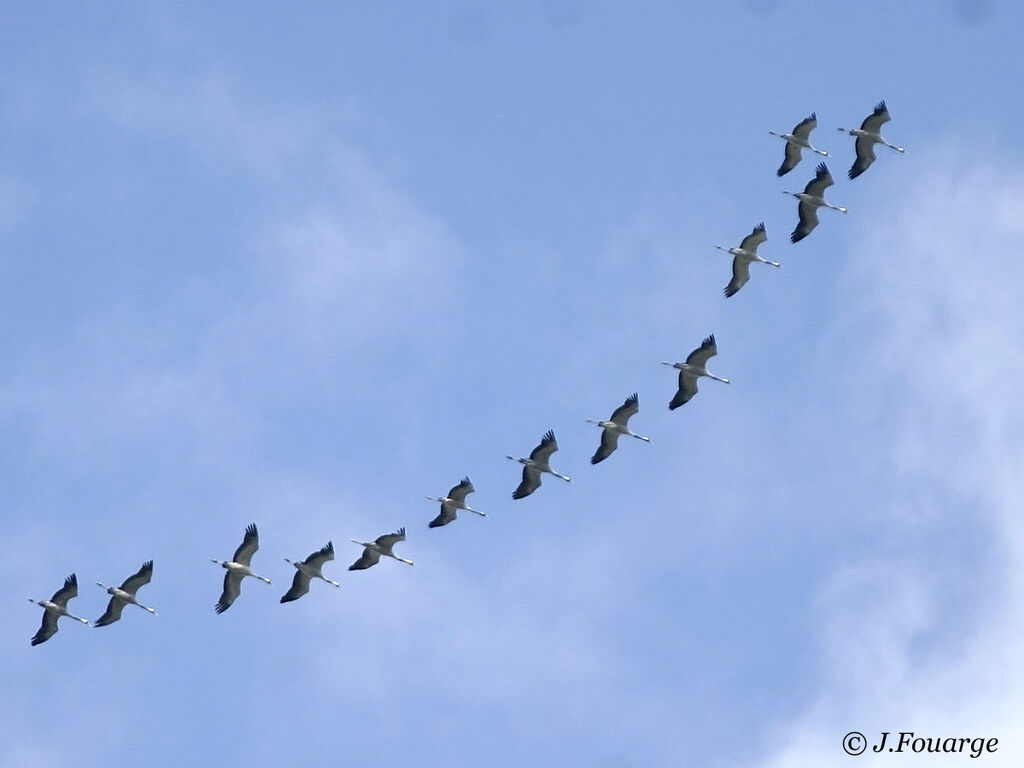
211 523 271 614
29 573 89 645
349 528 414 569
428 477 484 528
839 100 905 179
507 430 571 499
770 112 828 176
95 560 157 626
714 222 780 298
586 393 650 465
662 333 730 410
282 541 339 603
785 162 847 243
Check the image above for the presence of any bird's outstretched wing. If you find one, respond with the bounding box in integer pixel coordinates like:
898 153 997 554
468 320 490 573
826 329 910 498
738 222 767 253
51 573 78 607
233 523 259 566
31 611 60 646
448 477 474 503
428 502 457 528
376 528 406 550
120 561 153 595
804 162 834 196
348 547 382 571
670 371 699 410
512 466 542 499
280 570 312 603
609 393 639 427
777 141 802 177
848 135 876 179
94 596 126 627
591 429 620 464
215 571 243 614
304 542 335 570
860 100 890 133
791 201 819 243
792 112 817 140
529 430 559 462
725 257 750 298
685 334 718 367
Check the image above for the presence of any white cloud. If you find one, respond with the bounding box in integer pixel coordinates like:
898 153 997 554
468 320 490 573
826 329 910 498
757 149 1024 767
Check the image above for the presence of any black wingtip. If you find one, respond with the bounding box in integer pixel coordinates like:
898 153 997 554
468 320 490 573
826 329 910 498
815 161 828 175
590 454 603 465
245 522 258 537
776 166 787 177
874 100 887 113
724 285 737 298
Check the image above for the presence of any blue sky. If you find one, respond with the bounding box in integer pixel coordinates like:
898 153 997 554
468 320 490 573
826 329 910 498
3 2 1024 766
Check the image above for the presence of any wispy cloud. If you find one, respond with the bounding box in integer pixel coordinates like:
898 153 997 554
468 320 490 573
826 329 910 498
757 148 1024 766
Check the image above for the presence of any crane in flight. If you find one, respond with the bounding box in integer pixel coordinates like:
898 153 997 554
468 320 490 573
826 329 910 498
94 560 158 627
714 222 780 298
427 477 485 528
211 523 272 614
585 393 650 464
281 541 340 602
28 573 89 645
770 112 828 176
349 528 414 569
839 100 906 179
507 430 571 499
784 162 847 243
662 334 730 410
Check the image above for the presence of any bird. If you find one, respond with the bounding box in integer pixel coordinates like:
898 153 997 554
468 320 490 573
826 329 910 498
94 560 158 627
211 523 272 614
661 333 730 410
585 393 650 464
281 541 340 603
784 162 847 243
427 477 485 528
349 528 414 570
769 112 829 176
714 222 780 298
28 573 89 645
839 100 906 179
507 429 571 499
